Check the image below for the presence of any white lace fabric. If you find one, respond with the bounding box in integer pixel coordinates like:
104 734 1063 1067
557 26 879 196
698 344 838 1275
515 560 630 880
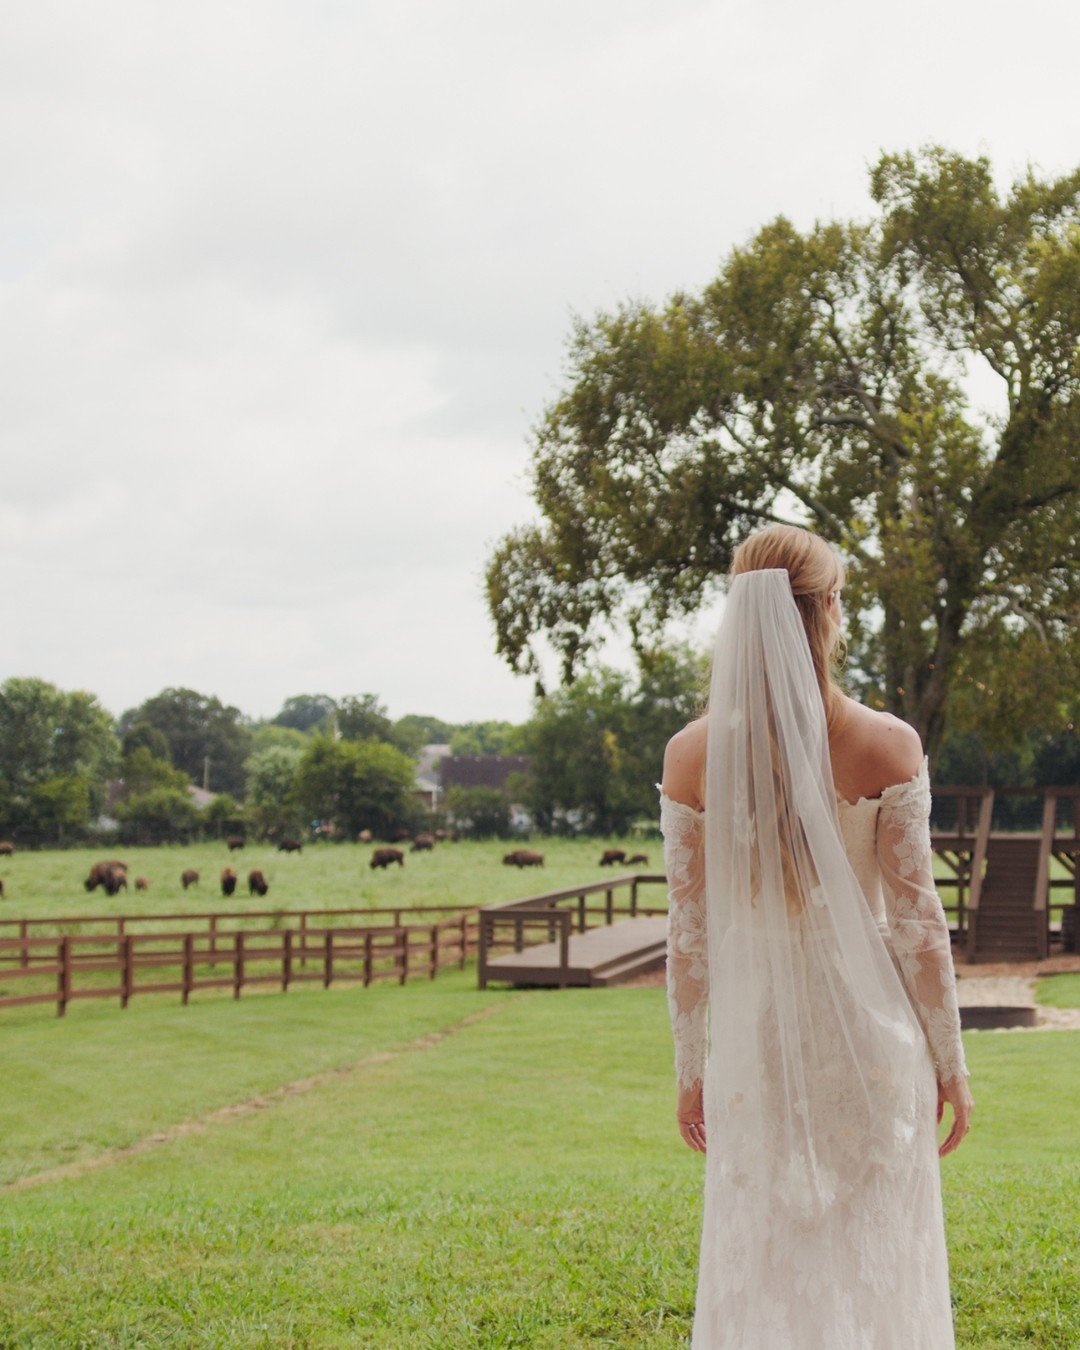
875 757 969 1084
657 784 709 1091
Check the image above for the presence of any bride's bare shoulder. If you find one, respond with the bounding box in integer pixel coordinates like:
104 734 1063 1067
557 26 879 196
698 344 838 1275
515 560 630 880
839 699 924 789
661 715 707 809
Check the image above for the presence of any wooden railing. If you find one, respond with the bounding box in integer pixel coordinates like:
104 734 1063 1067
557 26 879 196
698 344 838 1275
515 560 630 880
477 873 668 989
0 906 480 1017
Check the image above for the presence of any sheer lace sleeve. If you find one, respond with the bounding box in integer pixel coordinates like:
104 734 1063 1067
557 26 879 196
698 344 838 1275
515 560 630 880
656 783 709 1092
876 757 969 1084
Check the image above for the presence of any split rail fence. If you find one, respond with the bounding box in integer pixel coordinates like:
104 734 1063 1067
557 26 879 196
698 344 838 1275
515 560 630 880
0 905 480 1017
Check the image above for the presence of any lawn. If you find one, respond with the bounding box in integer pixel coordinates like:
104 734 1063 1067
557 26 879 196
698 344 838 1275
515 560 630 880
0 836 665 925
0 965 1077 1347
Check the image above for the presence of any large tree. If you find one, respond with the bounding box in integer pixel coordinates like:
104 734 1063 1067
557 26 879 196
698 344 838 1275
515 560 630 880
119 688 253 796
486 146 1080 758
0 678 119 839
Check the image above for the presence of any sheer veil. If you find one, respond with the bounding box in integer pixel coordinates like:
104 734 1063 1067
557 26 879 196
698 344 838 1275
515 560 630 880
702 568 929 1217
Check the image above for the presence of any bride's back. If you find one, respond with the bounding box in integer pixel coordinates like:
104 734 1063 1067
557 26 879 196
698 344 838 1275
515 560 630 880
662 695 924 812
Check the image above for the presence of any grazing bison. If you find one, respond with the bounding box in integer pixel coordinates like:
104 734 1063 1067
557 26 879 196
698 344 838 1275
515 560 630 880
221 867 237 897
0 878 4 898
0 841 14 857
627 853 650 865
503 849 545 868
135 876 149 891
410 833 435 852
248 869 269 896
357 829 373 843
84 861 128 895
370 847 405 870
599 849 626 867
391 827 411 842
226 836 245 852
181 869 200 890
278 839 303 854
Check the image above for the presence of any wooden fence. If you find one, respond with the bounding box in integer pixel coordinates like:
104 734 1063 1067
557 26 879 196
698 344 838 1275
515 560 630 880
0 905 480 1017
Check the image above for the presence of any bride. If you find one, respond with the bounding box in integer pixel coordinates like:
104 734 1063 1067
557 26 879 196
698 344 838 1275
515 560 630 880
658 524 975 1349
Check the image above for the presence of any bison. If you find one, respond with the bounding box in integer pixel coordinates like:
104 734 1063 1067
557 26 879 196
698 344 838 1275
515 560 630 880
248 868 269 896
627 853 650 865
278 839 304 854
135 876 149 891
599 849 626 867
181 869 200 890
226 836 245 852
84 861 128 895
221 867 237 897
410 833 435 852
0 841 14 857
370 847 405 870
0 878 4 898
503 849 544 868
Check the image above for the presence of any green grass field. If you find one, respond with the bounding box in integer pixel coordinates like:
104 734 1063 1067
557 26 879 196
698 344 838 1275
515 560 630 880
1 960 1077 1347
0 836 666 925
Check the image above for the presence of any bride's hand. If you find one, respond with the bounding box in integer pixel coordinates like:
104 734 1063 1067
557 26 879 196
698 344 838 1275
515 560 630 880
937 1074 973 1157
677 1081 706 1153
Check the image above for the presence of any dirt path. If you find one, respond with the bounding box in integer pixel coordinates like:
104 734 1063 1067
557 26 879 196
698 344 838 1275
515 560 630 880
4 995 520 1195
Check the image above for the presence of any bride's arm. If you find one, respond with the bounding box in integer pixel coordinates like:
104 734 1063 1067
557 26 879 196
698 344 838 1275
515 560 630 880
656 783 709 1094
876 754 970 1086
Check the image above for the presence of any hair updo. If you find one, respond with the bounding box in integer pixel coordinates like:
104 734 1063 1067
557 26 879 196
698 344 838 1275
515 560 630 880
728 523 848 732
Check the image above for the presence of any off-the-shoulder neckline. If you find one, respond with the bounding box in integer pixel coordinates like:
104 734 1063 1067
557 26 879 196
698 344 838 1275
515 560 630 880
656 755 929 817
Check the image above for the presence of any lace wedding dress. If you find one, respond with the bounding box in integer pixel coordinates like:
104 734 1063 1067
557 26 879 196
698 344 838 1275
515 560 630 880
658 756 970 1349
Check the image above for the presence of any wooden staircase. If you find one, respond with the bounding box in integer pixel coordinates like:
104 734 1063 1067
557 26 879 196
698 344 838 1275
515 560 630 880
967 837 1043 962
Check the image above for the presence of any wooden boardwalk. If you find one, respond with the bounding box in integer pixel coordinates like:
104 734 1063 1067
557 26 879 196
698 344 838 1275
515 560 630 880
483 914 668 988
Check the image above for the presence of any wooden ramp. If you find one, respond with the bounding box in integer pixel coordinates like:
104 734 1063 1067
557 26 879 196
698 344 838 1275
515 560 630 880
968 836 1044 962
482 915 668 988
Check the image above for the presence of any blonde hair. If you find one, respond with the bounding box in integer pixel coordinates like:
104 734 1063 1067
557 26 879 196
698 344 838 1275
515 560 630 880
729 523 848 728
697 525 849 915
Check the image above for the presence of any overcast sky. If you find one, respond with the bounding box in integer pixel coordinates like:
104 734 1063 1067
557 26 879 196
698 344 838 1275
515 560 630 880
3 1 1077 727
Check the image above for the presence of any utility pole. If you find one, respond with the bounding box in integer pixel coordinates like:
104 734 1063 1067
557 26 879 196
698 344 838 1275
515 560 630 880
203 756 210 792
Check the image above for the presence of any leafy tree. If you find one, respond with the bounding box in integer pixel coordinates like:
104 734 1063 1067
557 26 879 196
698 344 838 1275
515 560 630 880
272 694 338 734
119 745 190 797
444 785 512 839
335 693 394 744
115 787 200 845
120 688 253 795
0 678 119 839
485 146 1080 760
249 723 309 755
294 735 416 839
205 793 245 837
448 721 522 755
121 721 171 763
394 713 455 747
244 744 305 839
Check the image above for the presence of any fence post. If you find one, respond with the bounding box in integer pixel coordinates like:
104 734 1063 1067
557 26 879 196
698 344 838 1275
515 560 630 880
233 931 244 1000
400 928 410 986
364 931 373 986
577 894 586 933
323 932 334 988
19 919 28 968
459 913 468 969
57 936 70 1017
605 888 613 925
282 929 293 992
630 879 638 916
182 933 194 1005
121 934 134 1008
299 912 308 970
430 923 439 978
558 913 570 989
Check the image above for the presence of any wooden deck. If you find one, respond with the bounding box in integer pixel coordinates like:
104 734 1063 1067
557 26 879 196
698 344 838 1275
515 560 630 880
483 914 668 988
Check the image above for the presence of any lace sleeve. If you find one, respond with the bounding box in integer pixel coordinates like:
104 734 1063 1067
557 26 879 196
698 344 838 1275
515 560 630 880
876 757 969 1084
656 783 709 1092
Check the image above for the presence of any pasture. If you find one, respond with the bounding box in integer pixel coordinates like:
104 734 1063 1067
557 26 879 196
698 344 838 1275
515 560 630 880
0 836 661 925
0 968 1077 1346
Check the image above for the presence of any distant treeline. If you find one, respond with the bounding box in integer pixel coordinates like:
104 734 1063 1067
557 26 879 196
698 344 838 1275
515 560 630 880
0 653 1076 847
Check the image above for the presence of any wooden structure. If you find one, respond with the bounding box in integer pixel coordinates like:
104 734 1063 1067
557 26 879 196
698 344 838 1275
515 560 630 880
478 874 670 988
932 786 1080 962
0 905 480 1017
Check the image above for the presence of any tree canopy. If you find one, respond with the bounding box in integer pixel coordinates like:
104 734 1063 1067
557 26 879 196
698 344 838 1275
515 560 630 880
485 146 1080 758
119 688 253 795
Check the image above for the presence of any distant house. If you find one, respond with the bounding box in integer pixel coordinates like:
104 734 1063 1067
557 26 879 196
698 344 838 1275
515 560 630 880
413 743 453 812
187 784 215 810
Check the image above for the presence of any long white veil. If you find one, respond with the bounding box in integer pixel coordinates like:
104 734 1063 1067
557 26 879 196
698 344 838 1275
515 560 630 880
702 568 928 1217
